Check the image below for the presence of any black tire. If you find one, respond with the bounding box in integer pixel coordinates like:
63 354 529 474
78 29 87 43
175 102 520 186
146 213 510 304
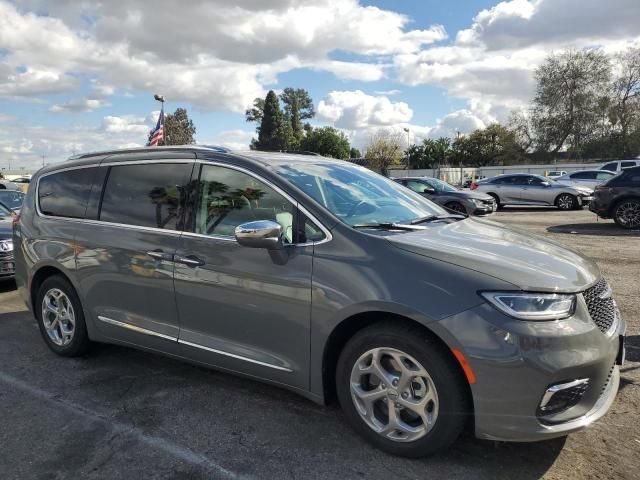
487 193 503 210
35 275 91 357
444 201 467 215
613 198 640 229
336 322 470 458
555 193 577 211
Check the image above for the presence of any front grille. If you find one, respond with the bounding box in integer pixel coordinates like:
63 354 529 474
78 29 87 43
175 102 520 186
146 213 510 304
0 250 11 259
582 279 616 334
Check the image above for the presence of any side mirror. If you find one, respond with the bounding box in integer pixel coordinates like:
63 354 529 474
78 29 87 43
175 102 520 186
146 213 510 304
541 181 551 187
235 220 284 250
422 186 436 194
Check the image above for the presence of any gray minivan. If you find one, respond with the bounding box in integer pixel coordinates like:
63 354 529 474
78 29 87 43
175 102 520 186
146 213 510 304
14 147 625 457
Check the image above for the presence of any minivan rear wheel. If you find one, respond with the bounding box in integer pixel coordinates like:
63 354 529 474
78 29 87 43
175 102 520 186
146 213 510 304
336 322 469 457
36 275 91 357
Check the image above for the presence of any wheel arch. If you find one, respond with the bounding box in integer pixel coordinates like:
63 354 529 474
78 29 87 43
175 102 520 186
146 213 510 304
30 264 76 313
320 311 474 412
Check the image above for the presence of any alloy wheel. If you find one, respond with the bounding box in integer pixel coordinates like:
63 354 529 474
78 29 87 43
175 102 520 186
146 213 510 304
349 347 439 443
41 288 76 346
616 200 640 229
557 194 575 210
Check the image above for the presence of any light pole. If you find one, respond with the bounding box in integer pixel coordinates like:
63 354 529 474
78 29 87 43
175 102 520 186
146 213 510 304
403 127 410 171
154 94 165 145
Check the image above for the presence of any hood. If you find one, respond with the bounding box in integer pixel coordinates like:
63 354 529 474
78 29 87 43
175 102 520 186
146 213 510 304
387 218 599 292
0 218 12 238
445 190 493 201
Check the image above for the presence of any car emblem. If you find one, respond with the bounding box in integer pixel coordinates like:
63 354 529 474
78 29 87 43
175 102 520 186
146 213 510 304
0 241 9 252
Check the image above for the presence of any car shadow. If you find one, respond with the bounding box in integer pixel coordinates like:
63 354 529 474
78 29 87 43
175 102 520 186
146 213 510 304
84 343 568 479
547 222 640 236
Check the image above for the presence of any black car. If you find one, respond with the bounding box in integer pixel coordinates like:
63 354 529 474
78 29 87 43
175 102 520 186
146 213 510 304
590 165 640 229
0 203 15 278
394 177 495 215
0 190 25 212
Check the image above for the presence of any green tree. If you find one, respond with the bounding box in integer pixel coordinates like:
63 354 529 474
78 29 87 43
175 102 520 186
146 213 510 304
148 108 196 145
251 90 288 151
280 88 315 142
245 97 265 123
406 144 428 169
532 49 611 156
611 47 640 157
364 132 404 176
451 124 522 167
300 126 351 158
350 147 361 158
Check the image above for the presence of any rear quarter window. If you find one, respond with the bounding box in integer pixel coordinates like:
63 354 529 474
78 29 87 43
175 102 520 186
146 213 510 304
38 167 98 218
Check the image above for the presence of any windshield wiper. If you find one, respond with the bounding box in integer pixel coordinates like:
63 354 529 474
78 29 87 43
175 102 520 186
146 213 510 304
352 222 425 231
410 214 466 225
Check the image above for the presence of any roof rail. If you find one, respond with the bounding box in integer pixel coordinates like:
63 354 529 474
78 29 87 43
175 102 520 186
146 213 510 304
67 144 233 161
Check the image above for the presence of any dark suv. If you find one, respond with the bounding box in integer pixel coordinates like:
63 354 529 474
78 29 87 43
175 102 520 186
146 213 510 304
590 165 640 229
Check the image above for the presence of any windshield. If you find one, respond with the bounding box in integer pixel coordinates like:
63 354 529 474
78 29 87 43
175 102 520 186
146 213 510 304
428 178 458 193
0 203 11 218
277 162 447 226
0 191 24 209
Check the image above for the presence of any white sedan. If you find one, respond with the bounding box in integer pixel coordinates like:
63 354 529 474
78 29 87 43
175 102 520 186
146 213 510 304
556 170 616 188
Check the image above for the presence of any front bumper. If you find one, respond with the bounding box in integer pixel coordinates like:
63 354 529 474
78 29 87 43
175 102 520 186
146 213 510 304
438 296 625 442
0 252 15 277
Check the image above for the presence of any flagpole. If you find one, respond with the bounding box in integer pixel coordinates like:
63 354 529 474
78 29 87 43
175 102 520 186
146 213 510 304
153 93 165 146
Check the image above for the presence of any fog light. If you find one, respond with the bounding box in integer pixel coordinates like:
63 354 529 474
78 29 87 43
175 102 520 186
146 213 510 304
537 378 589 417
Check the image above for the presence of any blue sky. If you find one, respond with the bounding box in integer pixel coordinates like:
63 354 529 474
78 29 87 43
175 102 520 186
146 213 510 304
1 0 639 169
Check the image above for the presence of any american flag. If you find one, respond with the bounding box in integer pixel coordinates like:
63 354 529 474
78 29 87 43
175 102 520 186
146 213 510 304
148 110 164 146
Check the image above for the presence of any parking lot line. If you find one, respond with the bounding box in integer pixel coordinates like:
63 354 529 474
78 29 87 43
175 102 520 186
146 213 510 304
0 370 244 480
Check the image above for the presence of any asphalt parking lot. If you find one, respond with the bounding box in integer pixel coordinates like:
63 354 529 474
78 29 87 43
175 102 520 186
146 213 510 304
1 207 639 480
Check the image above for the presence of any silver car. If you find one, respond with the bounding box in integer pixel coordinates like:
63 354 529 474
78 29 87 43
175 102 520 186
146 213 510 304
14 147 625 457
474 173 594 210
393 177 495 215
556 170 616 189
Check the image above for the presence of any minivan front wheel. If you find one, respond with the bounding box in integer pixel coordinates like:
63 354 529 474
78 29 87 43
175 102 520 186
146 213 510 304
336 323 469 457
36 275 91 357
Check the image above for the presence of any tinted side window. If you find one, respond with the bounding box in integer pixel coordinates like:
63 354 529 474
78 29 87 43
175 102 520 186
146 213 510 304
513 176 532 185
621 161 637 169
99 163 192 230
38 167 98 218
571 172 596 179
194 165 296 241
493 176 514 185
406 180 428 193
601 162 618 172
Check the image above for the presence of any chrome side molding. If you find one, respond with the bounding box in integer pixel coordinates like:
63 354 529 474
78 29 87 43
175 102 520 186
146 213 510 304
96 315 292 373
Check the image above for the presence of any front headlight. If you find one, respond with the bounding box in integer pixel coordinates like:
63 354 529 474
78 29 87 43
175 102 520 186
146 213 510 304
0 239 13 252
481 292 576 320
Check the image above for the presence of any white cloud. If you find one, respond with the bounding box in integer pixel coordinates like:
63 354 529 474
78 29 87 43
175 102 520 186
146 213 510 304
394 0 640 124
317 90 413 130
0 0 446 112
210 129 255 150
50 98 110 113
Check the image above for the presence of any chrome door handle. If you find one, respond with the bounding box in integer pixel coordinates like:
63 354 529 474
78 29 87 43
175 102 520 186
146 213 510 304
147 250 173 261
174 255 205 267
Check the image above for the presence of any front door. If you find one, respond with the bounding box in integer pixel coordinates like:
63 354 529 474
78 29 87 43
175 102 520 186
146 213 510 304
77 159 194 353
174 163 321 390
